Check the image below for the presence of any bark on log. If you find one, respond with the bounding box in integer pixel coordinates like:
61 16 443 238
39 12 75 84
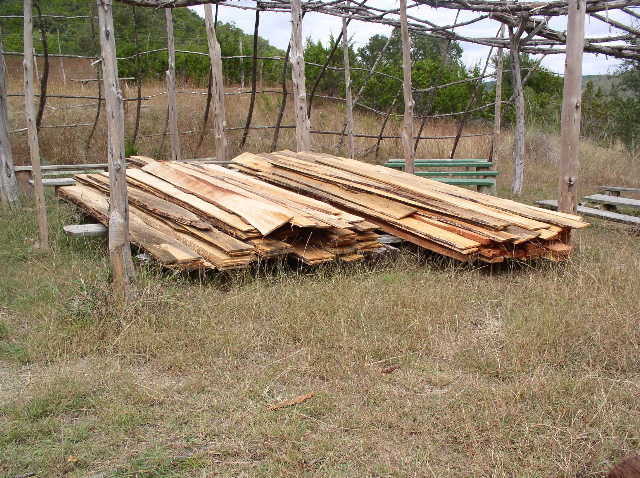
165 8 181 162
400 0 415 174
23 0 49 248
290 0 311 152
97 0 136 298
0 40 20 208
558 0 586 214
204 3 227 161
509 21 526 195
342 6 355 159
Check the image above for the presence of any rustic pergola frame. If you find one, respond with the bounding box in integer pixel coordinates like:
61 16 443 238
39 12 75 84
3 0 640 296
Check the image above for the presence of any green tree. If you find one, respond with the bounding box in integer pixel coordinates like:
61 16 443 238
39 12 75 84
610 60 640 153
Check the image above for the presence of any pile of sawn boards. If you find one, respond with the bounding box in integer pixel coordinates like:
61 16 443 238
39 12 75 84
57 155 382 270
57 150 589 270
231 150 589 262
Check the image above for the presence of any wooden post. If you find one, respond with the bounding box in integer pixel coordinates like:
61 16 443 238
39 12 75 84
400 0 415 174
342 5 355 159
492 24 505 164
23 0 49 248
509 23 526 195
97 0 136 298
558 0 587 214
165 8 180 162
290 0 311 152
0 39 20 208
204 3 227 161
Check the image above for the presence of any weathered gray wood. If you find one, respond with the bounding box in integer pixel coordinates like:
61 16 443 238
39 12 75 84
400 0 415 174
535 199 640 225
63 223 108 237
582 193 640 209
492 23 505 165
30 178 76 187
165 8 181 162
290 0 311 151
204 3 227 161
558 0 587 214
97 0 136 298
599 186 640 194
24 0 49 248
15 163 109 172
342 5 355 159
509 21 526 195
0 39 20 208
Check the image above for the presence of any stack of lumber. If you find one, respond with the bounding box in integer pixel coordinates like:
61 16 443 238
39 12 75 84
57 156 381 270
232 150 590 262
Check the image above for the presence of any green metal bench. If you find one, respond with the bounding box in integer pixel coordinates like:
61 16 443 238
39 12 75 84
383 158 497 194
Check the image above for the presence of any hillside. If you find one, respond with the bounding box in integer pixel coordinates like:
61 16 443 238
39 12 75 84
0 0 285 83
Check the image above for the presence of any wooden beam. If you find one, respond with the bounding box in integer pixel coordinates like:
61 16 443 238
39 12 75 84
204 3 227 161
165 8 181 162
23 0 48 247
509 20 527 195
400 0 415 175
492 23 505 165
290 0 311 151
97 0 136 298
342 3 355 159
0 39 20 208
558 0 586 214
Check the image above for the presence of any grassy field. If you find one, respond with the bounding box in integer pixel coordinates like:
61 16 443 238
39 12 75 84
2 67 640 477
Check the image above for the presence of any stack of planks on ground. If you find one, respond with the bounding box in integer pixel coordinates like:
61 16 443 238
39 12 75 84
232 151 589 262
57 155 381 270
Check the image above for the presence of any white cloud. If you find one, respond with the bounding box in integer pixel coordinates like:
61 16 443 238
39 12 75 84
190 1 631 75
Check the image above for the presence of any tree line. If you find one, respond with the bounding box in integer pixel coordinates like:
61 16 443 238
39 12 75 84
2 0 639 154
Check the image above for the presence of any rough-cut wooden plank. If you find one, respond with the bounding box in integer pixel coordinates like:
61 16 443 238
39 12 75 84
598 186 640 194
76 173 212 229
30 178 76 187
535 199 640 225
63 223 108 237
97 0 136 296
59 184 203 266
582 194 640 209
141 160 293 235
23 0 48 248
126 168 258 236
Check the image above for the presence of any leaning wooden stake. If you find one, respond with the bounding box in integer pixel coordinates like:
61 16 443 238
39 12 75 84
165 8 181 162
558 0 586 214
0 39 20 208
204 4 227 161
97 0 136 298
23 0 49 248
342 5 355 159
290 0 311 152
400 0 415 174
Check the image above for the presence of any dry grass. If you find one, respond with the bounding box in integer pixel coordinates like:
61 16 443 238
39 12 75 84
2 67 640 477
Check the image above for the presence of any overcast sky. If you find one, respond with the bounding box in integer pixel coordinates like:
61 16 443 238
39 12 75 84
190 0 636 76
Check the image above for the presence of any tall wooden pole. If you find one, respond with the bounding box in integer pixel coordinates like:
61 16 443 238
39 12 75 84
204 3 227 161
290 0 311 152
165 8 181 162
97 0 136 299
509 23 526 195
559 0 587 214
492 24 505 164
0 39 20 208
342 4 355 159
400 0 415 174
23 0 49 248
